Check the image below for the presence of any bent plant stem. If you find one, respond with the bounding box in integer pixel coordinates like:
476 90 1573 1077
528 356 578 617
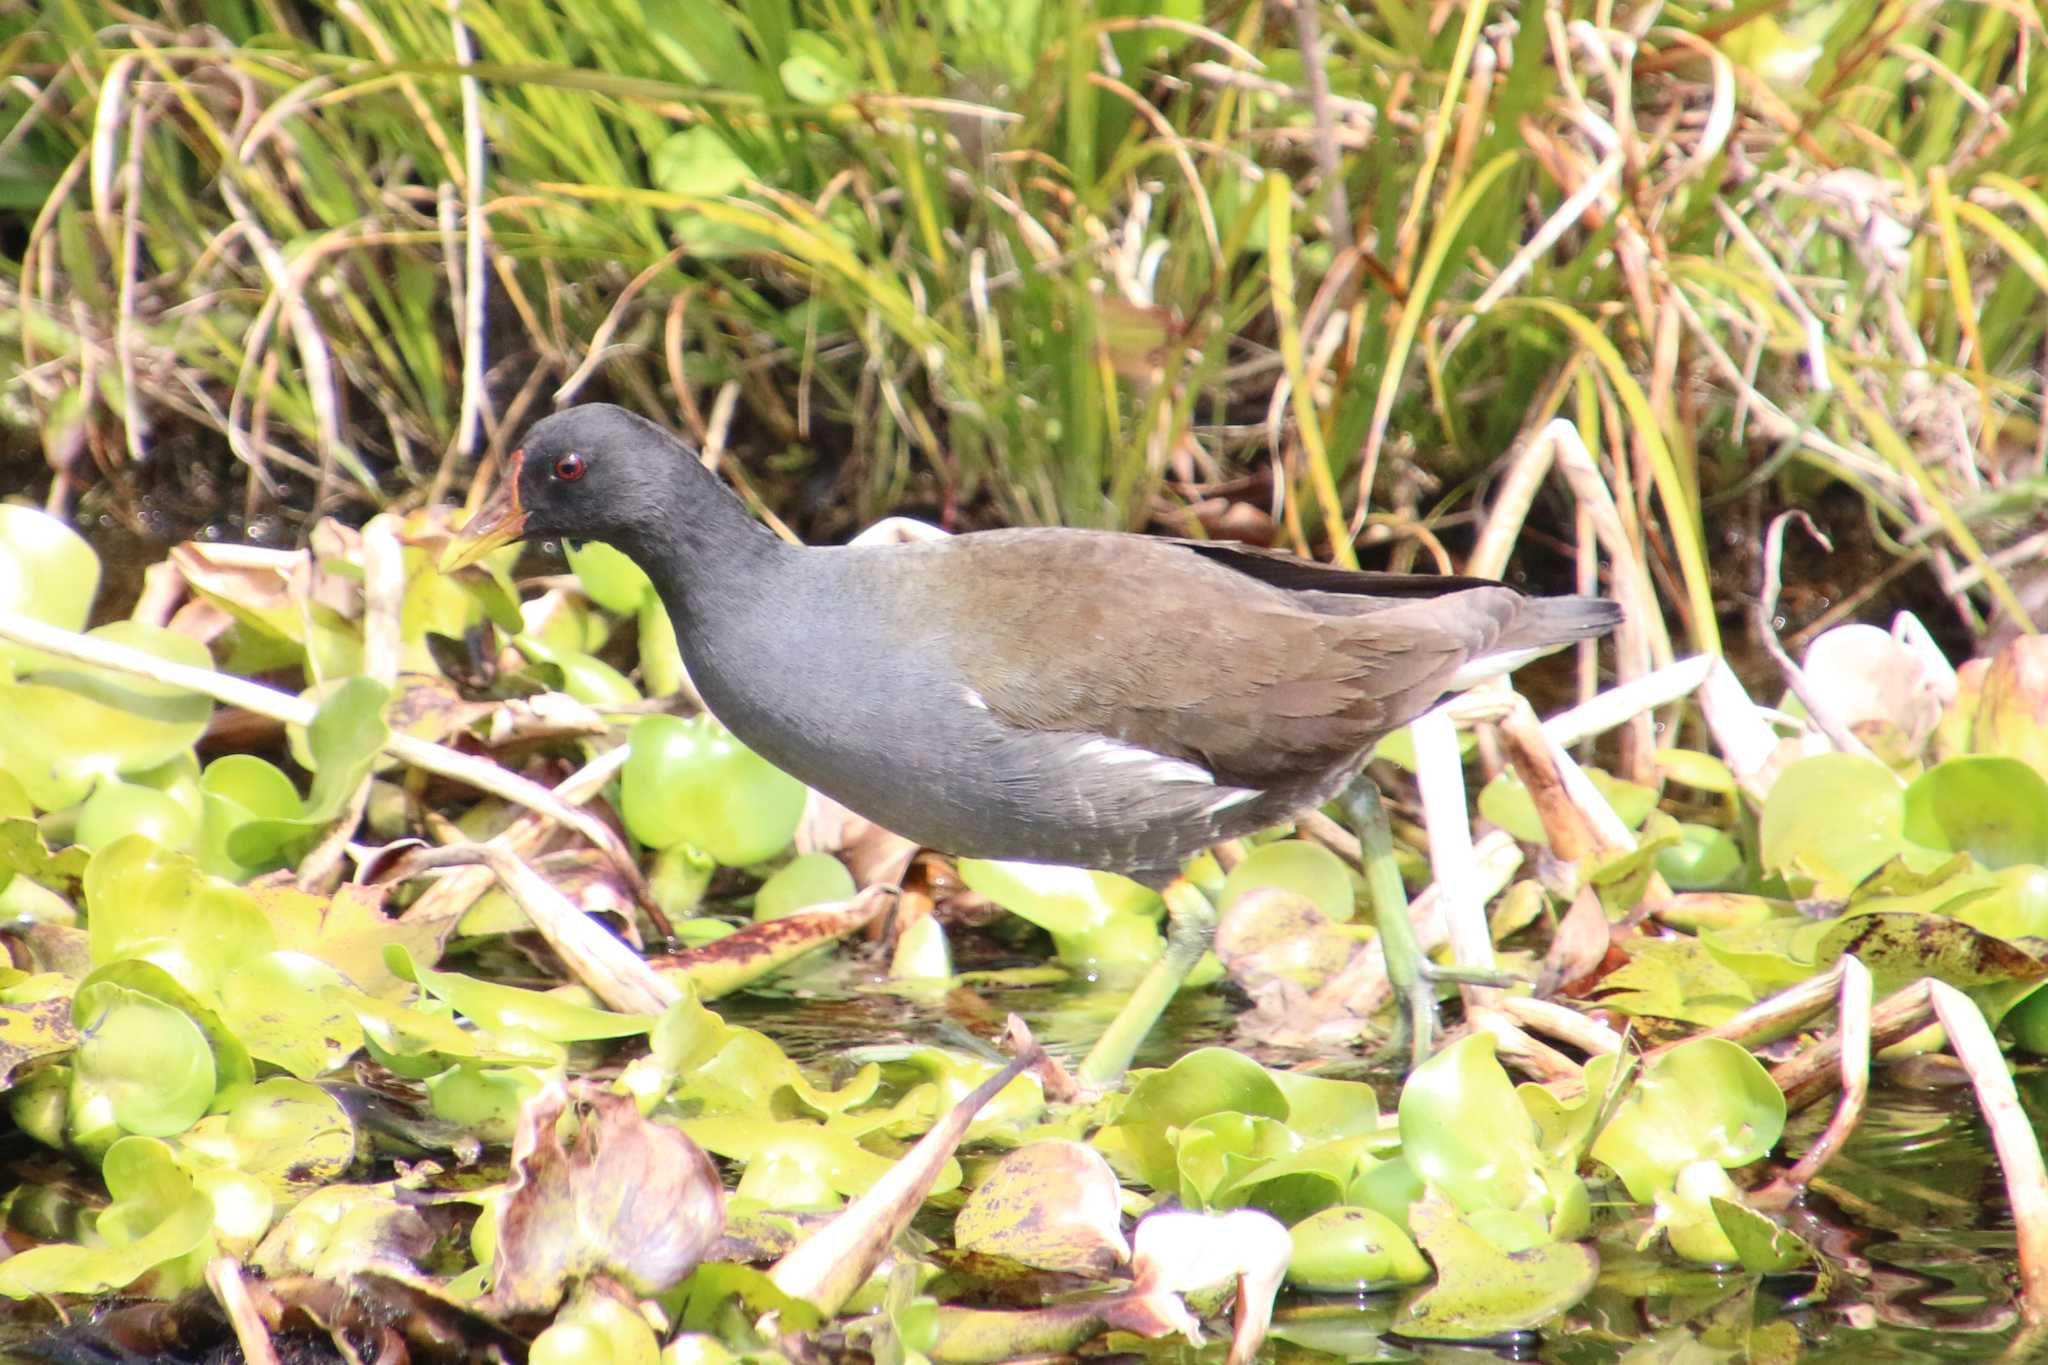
1342 774 1435 1067
1077 879 1216 1088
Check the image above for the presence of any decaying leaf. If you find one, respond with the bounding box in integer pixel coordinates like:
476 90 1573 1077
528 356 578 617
483 1080 724 1317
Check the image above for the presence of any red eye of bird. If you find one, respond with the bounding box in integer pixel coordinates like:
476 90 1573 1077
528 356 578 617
553 452 586 482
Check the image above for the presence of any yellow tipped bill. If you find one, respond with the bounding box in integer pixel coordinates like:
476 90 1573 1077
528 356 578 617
441 450 528 572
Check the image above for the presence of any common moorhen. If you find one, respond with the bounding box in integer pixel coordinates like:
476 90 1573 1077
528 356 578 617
447 404 1621 1064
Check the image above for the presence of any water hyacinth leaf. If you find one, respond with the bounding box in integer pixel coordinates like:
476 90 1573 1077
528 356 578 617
216 951 363 1079
485 1084 724 1317
756 853 857 921
1656 822 1744 891
84 836 273 992
1808 911 2048 991
226 677 392 871
954 1141 1129 1274
1218 841 1355 922
532 1281 665 1365
1227 1134 1380 1220
1519 1053 1627 1165
0 504 98 674
1134 1047 1292 1126
75 779 199 853
1657 1160 1742 1264
197 755 302 880
1589 1038 1785 1204
0 1140 214 1299
683 1115 953 1204
659 892 892 999
0 816 90 899
1101 1047 1290 1193
0 996 76 1088
1394 1200 1599 1339
174 1078 356 1200
0 622 214 809
622 714 807 865
1946 864 2048 941
1286 1206 1430 1291
72 982 216 1138
1901 756 2048 868
955 858 1163 965
1213 887 1356 993
427 1063 553 1143
1174 1111 1298 1209
1711 1195 1812 1273
1398 1033 1548 1219
386 945 653 1042
1758 753 1905 895
1653 748 1738 794
1263 1069 1380 1141
249 1183 435 1281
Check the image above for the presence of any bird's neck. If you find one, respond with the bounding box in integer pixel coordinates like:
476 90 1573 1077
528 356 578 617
611 480 797 626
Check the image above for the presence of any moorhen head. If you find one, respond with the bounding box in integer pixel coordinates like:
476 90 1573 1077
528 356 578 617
448 404 1621 892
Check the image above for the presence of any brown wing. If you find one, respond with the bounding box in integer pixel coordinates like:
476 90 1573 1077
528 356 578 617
913 529 1521 790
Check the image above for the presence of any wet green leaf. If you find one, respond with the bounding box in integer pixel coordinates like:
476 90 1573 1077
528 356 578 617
1589 1038 1784 1204
388 945 653 1042
224 677 392 872
0 623 214 809
0 1137 213 1299
1394 1200 1598 1338
1287 1205 1429 1291
1657 822 1744 891
72 982 216 1138
955 858 1162 966
1759 754 1904 895
622 714 807 865
1901 756 2048 868
1711 1195 1811 1273
84 836 272 994
0 504 99 674
1810 910 2048 991
954 1141 1127 1274
1218 841 1355 921
1398 1033 1549 1221
757 853 857 921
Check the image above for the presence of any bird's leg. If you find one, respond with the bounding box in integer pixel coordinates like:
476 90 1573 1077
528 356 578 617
1340 773 1441 1068
1076 877 1216 1089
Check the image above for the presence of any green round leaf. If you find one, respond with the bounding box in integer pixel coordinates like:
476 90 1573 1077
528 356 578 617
73 983 216 1138
0 622 214 809
1656 822 1742 891
621 715 807 865
755 853 856 921
1219 841 1355 922
1758 753 1905 895
1588 1038 1785 1203
1287 1205 1429 1291
1902 756 2048 869
76 781 199 853
0 504 99 674
565 540 655 615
